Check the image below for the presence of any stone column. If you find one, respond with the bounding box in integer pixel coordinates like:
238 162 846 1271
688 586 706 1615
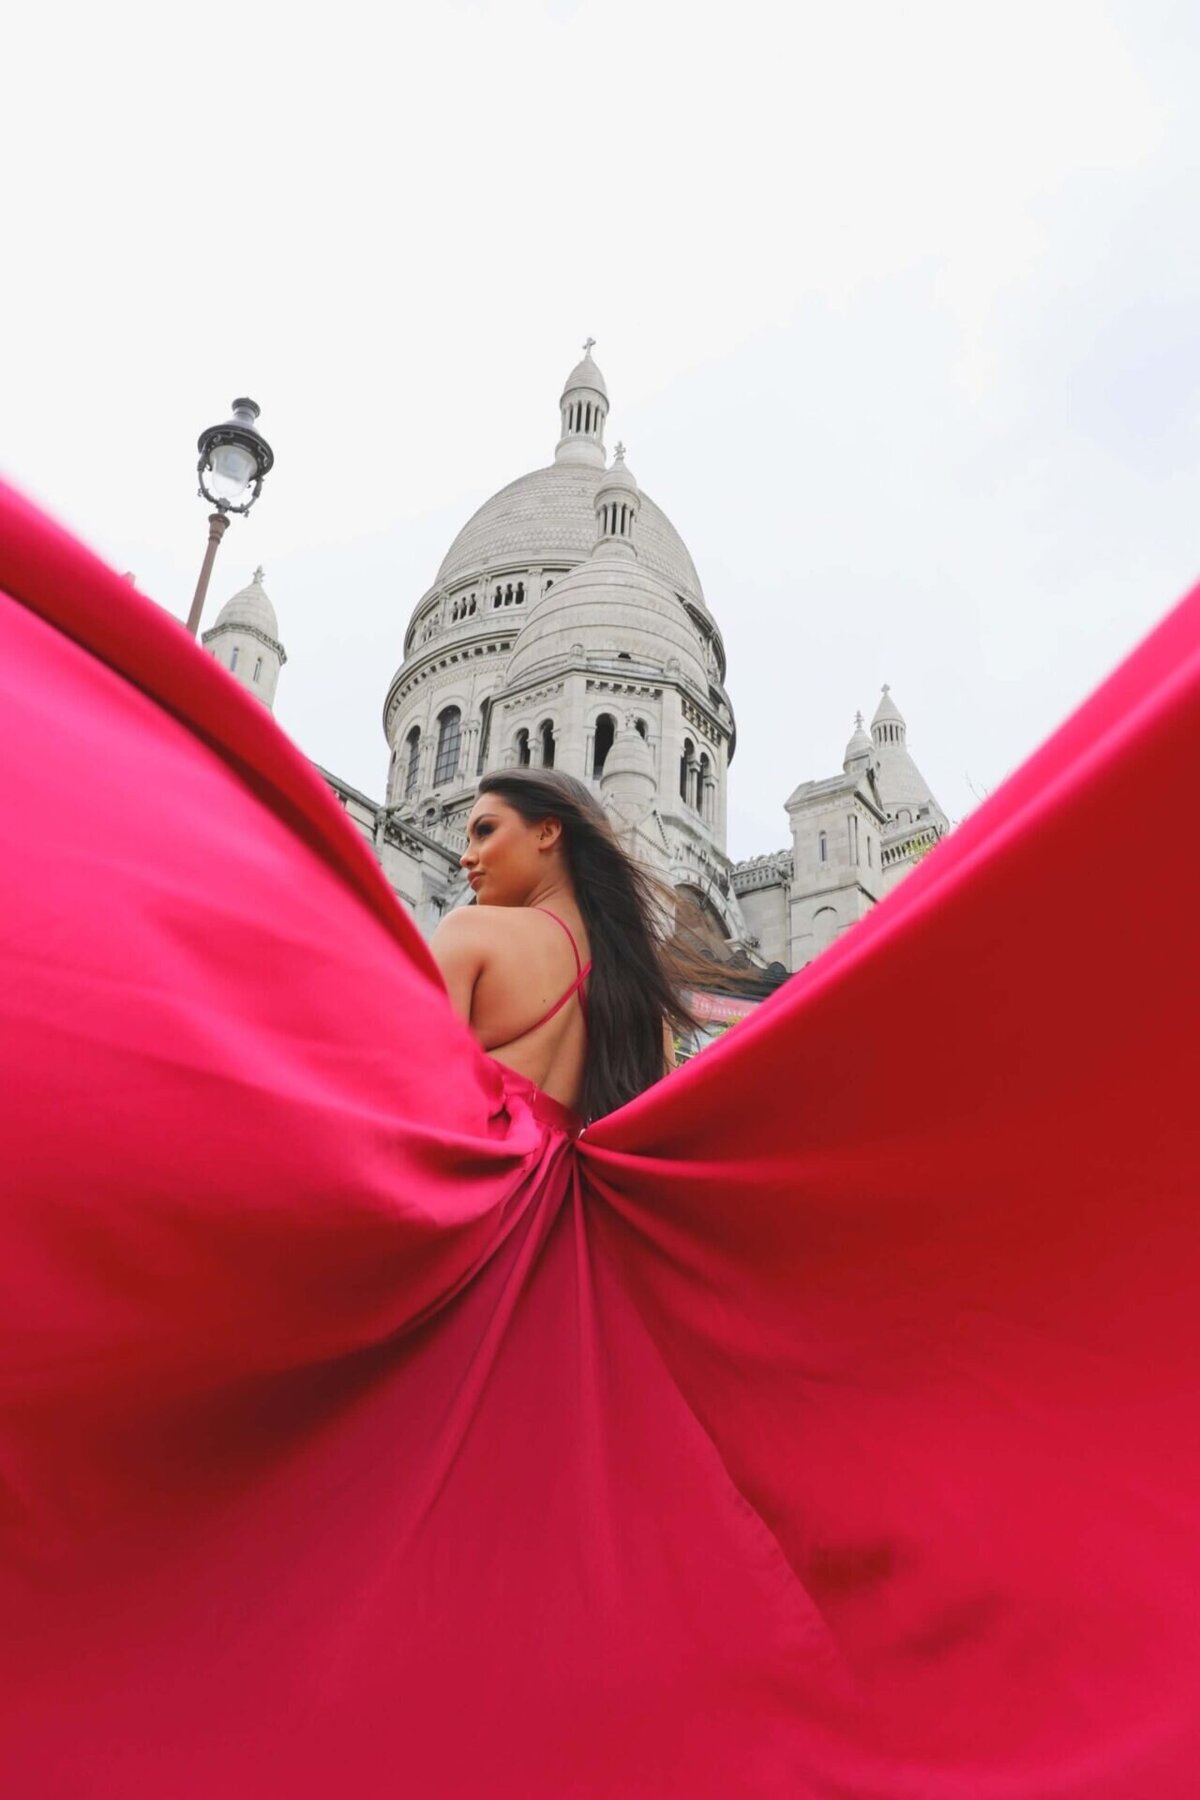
460 719 478 784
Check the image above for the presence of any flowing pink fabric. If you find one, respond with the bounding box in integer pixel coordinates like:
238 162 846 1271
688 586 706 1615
1 479 1198 1797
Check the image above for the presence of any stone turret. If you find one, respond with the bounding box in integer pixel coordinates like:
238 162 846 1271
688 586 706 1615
593 444 640 561
202 567 287 711
554 339 608 468
601 712 658 828
842 710 874 777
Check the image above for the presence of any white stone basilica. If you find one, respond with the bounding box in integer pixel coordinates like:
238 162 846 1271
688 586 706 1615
209 345 950 974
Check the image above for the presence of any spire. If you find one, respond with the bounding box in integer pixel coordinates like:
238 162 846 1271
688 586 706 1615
555 339 608 468
868 684 945 823
871 683 907 748
592 444 640 560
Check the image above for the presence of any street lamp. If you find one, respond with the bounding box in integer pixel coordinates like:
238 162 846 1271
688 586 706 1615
185 397 274 638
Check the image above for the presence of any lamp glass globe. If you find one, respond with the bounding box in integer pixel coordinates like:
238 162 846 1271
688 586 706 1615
208 441 257 503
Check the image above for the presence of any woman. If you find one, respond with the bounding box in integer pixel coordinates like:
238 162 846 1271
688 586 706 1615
3 481 1200 1798
430 768 689 1123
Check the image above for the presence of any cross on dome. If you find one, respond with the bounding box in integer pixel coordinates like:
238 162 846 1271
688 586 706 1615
583 336 596 355
253 565 265 584
855 710 864 728
614 442 626 461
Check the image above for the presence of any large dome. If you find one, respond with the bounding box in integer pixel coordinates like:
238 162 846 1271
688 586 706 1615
434 462 706 606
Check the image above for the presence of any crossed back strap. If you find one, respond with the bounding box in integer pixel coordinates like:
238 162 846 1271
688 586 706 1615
531 907 592 1029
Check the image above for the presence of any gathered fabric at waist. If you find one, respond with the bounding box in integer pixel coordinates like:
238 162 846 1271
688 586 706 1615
498 1066 584 1139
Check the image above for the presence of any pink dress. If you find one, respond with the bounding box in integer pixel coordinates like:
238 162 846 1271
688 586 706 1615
2 479 1199 1796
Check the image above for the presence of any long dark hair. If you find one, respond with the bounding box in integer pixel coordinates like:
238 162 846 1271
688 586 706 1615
477 768 720 1120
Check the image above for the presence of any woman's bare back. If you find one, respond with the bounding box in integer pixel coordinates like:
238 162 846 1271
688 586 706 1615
431 904 591 1111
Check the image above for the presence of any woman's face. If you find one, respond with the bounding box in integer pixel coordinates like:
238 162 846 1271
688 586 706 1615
460 796 561 906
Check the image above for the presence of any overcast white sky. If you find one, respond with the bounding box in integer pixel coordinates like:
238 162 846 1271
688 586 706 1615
4 0 1197 859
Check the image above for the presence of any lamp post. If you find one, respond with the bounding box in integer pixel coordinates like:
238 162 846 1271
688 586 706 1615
185 397 274 638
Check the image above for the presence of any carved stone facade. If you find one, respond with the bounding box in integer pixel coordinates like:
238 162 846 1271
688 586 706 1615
215 347 950 970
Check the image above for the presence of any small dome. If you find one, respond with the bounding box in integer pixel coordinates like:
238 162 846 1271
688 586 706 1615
505 557 708 693
597 443 638 495
602 716 656 786
560 343 608 402
212 567 280 642
843 711 873 769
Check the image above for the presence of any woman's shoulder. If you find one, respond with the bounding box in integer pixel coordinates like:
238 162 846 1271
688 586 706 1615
429 906 573 999
431 904 550 953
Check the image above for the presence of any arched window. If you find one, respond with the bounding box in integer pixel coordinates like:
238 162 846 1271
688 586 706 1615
592 712 616 778
813 906 838 953
818 829 828 864
634 718 647 738
849 813 859 866
540 720 556 769
866 834 873 868
405 726 421 797
230 646 240 673
433 707 461 786
515 728 531 767
253 656 263 683
698 751 711 820
494 586 502 608
585 403 592 431
680 737 695 803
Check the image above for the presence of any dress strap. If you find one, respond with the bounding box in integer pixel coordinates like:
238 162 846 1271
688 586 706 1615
534 907 583 975
531 908 592 1028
